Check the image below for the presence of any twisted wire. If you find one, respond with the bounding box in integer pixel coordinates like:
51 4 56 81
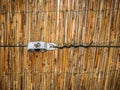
53 41 120 49
0 41 120 48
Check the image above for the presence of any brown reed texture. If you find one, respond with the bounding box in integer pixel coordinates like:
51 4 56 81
0 0 120 90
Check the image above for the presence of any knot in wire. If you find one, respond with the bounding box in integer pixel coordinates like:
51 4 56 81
53 41 93 49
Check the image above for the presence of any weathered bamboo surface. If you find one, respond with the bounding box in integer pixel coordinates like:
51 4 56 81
0 0 120 90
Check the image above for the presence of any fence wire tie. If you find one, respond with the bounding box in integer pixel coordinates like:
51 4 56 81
53 41 93 49
0 41 120 52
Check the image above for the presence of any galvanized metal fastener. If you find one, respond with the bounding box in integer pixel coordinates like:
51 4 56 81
28 41 57 52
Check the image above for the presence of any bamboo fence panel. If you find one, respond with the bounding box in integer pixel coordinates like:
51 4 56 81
0 0 120 90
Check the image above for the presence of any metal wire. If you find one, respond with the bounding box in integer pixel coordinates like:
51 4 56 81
54 45 120 49
1 69 120 76
1 8 120 14
0 41 120 48
53 41 120 49
53 41 93 49
0 45 27 47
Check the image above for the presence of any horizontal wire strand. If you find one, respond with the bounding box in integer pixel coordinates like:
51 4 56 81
0 45 27 47
0 41 120 48
0 8 120 14
53 45 120 49
53 41 120 49
1 69 120 75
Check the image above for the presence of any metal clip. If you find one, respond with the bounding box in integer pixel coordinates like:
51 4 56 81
28 41 57 52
